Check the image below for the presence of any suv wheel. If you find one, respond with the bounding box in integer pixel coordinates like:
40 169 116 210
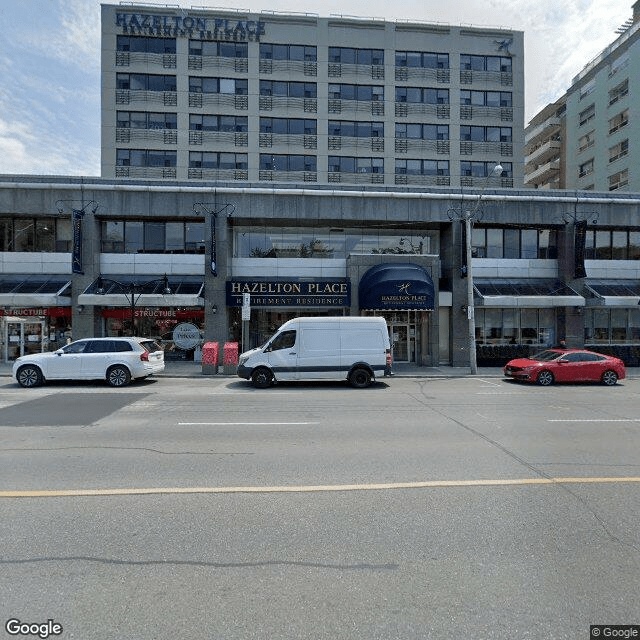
17 365 43 388
107 365 131 387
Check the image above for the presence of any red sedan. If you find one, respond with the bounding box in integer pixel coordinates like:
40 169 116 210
503 348 626 386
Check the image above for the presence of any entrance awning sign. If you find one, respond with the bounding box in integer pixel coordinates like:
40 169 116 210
359 263 435 311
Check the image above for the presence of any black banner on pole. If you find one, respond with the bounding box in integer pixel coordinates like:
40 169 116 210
71 209 84 274
574 219 587 279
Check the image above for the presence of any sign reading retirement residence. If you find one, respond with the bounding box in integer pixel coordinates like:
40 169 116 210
116 12 266 41
227 280 350 308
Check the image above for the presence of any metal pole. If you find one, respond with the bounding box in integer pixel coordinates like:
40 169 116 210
465 211 477 374
130 286 136 336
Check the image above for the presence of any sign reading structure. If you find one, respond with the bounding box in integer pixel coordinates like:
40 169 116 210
227 279 351 308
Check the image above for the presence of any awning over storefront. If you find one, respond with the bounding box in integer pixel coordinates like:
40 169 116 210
78 275 204 307
0 276 71 308
585 280 640 306
359 263 435 310
474 279 584 307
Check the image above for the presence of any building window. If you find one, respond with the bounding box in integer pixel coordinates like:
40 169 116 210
0 217 69 252
328 84 383 101
259 43 317 61
475 308 554 347
460 54 512 72
101 221 205 254
396 87 449 104
189 77 248 95
189 40 247 57
460 90 512 107
116 150 176 167
117 36 176 54
189 115 248 132
609 139 628 163
328 156 384 173
395 123 449 140
328 48 384 65
233 226 432 259
609 109 629 134
578 131 595 152
329 121 384 137
259 154 317 171
461 162 511 178
471 227 557 259
189 152 248 169
117 112 177 129
460 126 512 142
260 80 317 98
608 79 628 106
579 104 595 126
578 159 594 178
116 74 176 91
579 79 595 100
396 51 449 69
395 159 448 176
609 168 629 191
260 118 317 134
585 308 640 344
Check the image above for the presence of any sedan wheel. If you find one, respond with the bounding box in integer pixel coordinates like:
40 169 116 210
107 365 131 387
537 370 554 386
601 370 618 386
17 365 43 388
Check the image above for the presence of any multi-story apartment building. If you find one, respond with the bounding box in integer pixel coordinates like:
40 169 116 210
523 99 566 190
525 1 640 192
101 4 524 188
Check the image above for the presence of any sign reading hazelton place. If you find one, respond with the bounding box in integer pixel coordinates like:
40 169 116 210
116 12 266 41
227 279 351 308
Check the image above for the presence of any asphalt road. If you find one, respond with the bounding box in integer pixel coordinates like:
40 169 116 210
1 375 639 639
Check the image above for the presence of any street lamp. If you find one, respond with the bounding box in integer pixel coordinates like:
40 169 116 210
95 275 171 336
449 164 503 374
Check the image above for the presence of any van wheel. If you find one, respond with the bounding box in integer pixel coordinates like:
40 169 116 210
349 368 372 389
107 365 131 387
17 365 43 388
252 367 273 389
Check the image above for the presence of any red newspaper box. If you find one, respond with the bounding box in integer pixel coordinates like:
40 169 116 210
201 341 219 375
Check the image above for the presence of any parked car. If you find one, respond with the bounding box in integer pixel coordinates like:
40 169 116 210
12 337 165 388
503 348 625 386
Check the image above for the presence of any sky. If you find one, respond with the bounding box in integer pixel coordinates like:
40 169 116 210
0 0 634 176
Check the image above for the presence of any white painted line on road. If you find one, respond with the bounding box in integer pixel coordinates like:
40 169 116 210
3 476 640 498
178 421 320 425
548 419 640 422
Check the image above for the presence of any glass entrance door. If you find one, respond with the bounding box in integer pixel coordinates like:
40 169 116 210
392 325 409 362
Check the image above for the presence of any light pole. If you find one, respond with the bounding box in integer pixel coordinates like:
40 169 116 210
95 275 171 336
449 164 503 374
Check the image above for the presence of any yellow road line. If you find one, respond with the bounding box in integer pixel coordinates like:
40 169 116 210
2 476 640 498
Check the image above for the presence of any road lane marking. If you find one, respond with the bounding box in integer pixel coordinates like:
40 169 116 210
178 422 320 426
2 476 640 498
548 419 640 422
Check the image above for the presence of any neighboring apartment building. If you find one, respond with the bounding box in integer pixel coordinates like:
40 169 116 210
523 99 566 189
526 1 640 191
101 4 524 188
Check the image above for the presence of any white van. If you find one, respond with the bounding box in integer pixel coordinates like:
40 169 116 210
237 316 392 388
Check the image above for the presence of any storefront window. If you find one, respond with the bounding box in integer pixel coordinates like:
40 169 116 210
234 227 432 258
503 309 517 344
520 309 538 345
631 309 640 343
538 309 554 346
611 308 627 342
592 309 610 342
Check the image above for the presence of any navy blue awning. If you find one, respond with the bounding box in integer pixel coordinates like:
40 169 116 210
358 263 434 311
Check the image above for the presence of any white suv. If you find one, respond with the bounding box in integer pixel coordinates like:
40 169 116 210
13 337 165 388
